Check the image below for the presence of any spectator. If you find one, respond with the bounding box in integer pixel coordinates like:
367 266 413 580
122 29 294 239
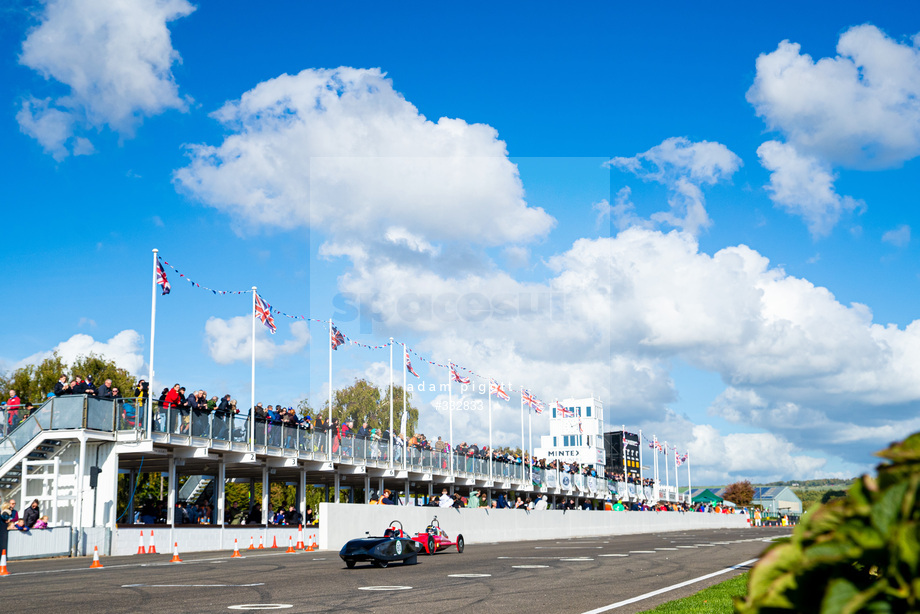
53 375 69 396
304 506 315 524
467 489 481 508
285 505 302 525
33 515 49 529
83 376 97 396
534 494 548 510
6 390 21 431
97 379 115 399
23 499 40 528
380 489 396 505
0 501 11 527
438 487 453 508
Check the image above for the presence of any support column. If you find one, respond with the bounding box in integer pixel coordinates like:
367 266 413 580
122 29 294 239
334 472 341 503
299 468 307 522
364 475 371 503
216 461 226 526
261 465 269 525
166 456 176 525
126 468 137 523
377 478 384 498
405 478 410 506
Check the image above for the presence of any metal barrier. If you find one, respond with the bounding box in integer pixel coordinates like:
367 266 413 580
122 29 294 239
6 526 72 560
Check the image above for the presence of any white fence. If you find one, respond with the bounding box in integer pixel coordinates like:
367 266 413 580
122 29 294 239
6 527 72 560
318 502 749 551
110 525 319 556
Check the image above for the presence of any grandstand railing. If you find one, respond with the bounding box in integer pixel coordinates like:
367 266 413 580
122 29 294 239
2 395 608 495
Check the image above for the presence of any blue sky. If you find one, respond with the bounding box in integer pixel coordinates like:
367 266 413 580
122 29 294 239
2 0 920 484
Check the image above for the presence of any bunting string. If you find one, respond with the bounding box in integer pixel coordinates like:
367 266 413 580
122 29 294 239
159 253 560 411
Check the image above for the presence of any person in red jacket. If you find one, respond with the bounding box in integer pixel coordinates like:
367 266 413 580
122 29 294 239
6 390 22 432
164 384 181 432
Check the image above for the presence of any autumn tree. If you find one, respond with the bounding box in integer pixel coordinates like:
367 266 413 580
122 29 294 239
722 479 755 506
319 378 419 436
0 351 138 405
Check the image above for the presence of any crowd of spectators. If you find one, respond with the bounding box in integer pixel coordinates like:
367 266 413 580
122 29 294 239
1 498 48 532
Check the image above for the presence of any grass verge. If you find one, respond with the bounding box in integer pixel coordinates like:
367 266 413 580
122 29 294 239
638 572 748 613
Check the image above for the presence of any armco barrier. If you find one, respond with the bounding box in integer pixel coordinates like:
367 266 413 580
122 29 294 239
318 503 749 551
110 526 318 556
7 527 72 560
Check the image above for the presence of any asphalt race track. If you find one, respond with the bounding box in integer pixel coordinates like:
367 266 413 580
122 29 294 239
2 527 788 613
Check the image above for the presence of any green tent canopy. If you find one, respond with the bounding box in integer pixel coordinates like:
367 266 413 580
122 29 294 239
689 488 724 504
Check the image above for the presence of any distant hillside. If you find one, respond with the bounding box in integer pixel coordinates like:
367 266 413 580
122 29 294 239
765 478 855 489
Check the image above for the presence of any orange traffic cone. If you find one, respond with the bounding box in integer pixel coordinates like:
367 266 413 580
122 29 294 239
231 539 242 558
170 542 182 563
306 540 314 552
257 535 264 549
90 546 104 568
296 524 305 550
271 535 278 549
136 531 146 555
311 538 318 550
286 535 296 553
247 535 255 550
0 549 9 576
147 530 158 554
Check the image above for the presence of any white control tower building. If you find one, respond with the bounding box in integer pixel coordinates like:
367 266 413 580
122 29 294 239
534 397 605 472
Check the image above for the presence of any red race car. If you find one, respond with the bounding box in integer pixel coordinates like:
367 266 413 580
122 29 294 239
412 516 465 555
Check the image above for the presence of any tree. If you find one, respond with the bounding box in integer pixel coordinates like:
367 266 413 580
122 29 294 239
0 351 138 405
321 378 419 436
722 479 755 506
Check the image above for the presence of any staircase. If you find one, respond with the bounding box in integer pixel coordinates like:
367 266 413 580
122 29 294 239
0 440 73 503
178 475 213 503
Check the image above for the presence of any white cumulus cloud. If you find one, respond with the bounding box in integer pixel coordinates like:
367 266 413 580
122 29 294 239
606 137 742 235
173 67 555 245
756 140 862 237
18 0 194 160
204 316 310 365
16 329 146 376
748 25 920 169
748 25 920 235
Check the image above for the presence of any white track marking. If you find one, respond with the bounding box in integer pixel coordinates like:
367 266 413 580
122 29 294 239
580 558 758 613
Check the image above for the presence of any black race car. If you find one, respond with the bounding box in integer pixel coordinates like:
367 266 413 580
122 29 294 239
339 520 422 568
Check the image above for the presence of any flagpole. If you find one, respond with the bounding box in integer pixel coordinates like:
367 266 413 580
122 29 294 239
674 447 679 502
520 389 525 481
328 319 333 459
687 451 692 506
147 249 158 439
250 287 256 450
527 400 533 485
448 360 453 477
388 337 394 469
622 423 626 480
653 435 658 497
638 428 644 488
664 441 670 493
488 381 493 483
402 343 407 472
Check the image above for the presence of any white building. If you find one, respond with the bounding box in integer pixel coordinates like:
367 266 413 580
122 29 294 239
534 397 605 472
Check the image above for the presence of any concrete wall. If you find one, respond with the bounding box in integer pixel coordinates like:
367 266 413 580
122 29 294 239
318 503 749 551
110 525 319 557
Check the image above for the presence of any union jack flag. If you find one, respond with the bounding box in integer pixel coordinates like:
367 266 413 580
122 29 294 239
521 388 541 411
253 291 276 334
490 379 509 401
405 351 419 378
556 402 574 418
330 325 345 350
676 452 688 467
156 257 171 295
449 363 470 385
